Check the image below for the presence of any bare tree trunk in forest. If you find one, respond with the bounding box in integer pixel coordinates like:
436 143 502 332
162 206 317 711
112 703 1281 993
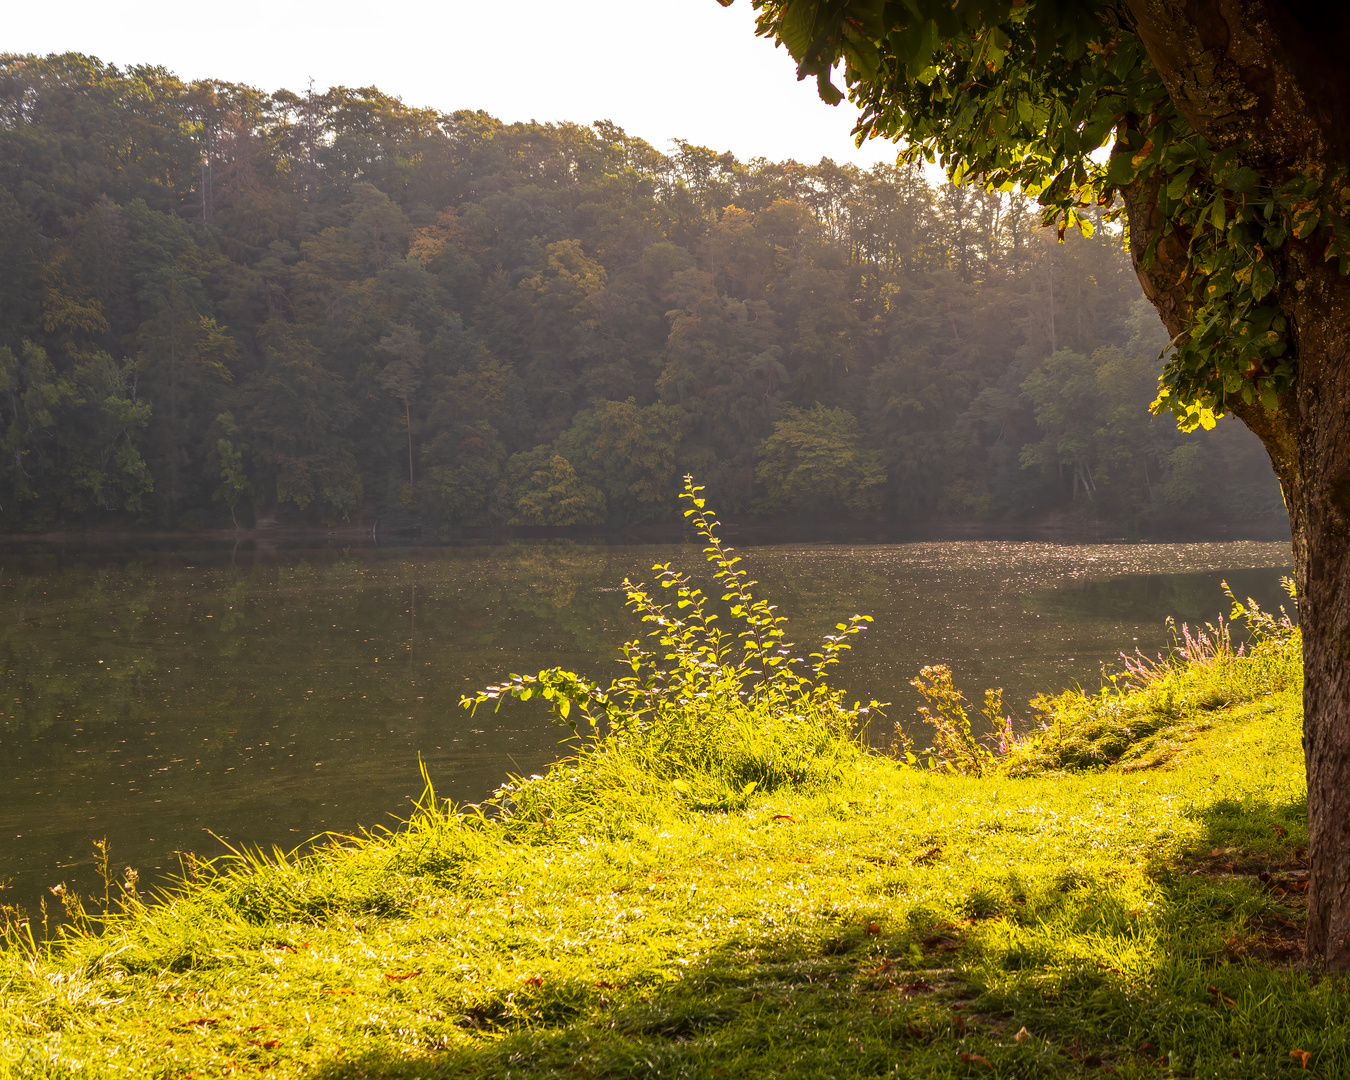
1118 0 1350 968
406 400 414 486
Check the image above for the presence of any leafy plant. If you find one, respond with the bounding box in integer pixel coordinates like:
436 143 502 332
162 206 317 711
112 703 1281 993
1225 575 1299 645
462 476 879 803
905 666 1008 777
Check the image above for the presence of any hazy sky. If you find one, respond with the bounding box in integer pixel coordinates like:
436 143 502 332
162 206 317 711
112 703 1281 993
7 0 904 168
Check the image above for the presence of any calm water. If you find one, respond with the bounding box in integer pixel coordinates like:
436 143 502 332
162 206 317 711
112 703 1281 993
0 538 1293 907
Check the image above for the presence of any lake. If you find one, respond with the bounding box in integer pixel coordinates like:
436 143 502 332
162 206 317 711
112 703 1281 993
0 537 1294 909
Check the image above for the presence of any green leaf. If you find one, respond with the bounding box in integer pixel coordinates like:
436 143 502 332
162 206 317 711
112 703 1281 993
1165 167 1196 200
1250 260 1276 300
1226 166 1260 195
815 71 844 105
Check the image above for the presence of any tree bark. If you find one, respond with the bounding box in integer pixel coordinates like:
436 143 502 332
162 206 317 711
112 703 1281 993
1118 0 1350 970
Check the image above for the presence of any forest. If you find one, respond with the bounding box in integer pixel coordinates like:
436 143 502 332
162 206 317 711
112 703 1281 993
0 53 1284 534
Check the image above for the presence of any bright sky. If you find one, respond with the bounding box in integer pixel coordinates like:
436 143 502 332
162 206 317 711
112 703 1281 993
7 0 904 169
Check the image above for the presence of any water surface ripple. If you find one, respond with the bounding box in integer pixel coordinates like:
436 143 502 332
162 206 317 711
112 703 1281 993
0 539 1292 906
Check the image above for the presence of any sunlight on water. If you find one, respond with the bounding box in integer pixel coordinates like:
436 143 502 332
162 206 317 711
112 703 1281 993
0 539 1292 907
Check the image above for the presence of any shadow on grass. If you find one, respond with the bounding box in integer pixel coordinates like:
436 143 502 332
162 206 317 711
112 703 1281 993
306 798 1348 1080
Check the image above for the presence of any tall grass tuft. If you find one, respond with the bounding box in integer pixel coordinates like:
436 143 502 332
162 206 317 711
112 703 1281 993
894 578 1301 777
463 476 881 822
1002 577 1301 774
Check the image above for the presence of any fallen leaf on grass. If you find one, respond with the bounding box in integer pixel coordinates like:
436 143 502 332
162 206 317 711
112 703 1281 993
384 970 423 981
322 988 355 995
184 1018 218 1027
1014 1026 1030 1043
866 922 881 936
523 975 544 987
1291 1049 1312 1069
1272 824 1288 837
869 959 894 975
771 814 797 824
958 1052 992 1067
1206 984 1236 1007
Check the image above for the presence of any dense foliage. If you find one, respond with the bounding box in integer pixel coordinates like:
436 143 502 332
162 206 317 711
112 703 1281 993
0 53 1280 532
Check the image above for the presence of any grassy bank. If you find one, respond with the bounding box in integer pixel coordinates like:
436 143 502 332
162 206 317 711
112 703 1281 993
1 494 1329 1079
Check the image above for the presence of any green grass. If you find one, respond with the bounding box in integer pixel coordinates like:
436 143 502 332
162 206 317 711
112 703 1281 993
0 636 1335 1079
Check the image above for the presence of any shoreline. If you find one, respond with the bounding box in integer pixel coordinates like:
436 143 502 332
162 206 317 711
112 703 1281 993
0 627 1321 1078
0 512 1292 549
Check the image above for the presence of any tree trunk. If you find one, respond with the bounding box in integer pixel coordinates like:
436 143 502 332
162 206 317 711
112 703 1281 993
406 400 414 486
1277 264 1350 973
1114 0 1350 971
1122 151 1350 969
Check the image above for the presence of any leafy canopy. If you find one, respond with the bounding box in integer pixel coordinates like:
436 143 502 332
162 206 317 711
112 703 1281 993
732 0 1350 430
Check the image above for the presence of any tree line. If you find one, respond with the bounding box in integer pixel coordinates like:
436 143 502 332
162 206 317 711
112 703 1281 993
0 53 1281 532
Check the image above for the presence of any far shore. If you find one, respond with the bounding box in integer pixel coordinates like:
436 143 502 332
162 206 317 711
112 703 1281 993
0 511 1293 549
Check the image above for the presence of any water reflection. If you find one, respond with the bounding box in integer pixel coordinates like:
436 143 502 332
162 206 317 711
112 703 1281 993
0 539 1292 908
